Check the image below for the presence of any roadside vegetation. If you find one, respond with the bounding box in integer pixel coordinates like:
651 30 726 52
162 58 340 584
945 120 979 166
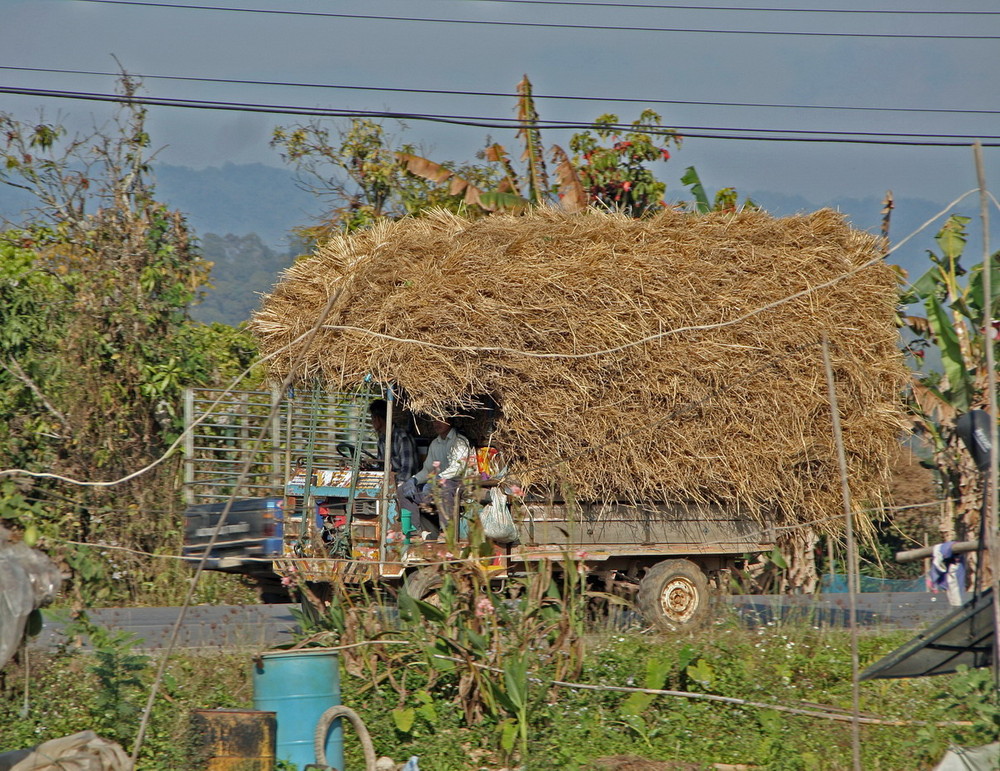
2 607 996 770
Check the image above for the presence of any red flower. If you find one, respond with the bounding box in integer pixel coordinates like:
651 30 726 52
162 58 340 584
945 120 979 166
622 181 632 191
660 149 671 160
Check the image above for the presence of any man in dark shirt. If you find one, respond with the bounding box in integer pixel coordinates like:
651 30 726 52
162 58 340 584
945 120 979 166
369 399 419 480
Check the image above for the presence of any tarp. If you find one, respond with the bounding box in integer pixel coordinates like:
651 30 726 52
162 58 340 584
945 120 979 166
859 588 994 680
932 743 1000 771
0 541 63 670
0 730 132 771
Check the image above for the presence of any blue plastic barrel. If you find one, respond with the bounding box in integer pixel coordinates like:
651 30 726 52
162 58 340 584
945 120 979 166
253 649 343 770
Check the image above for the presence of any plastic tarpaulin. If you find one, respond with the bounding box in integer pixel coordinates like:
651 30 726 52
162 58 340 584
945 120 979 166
0 730 132 771
859 588 994 680
932 743 1000 771
0 541 62 670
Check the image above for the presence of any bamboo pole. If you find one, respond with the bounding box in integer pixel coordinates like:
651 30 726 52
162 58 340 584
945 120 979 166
896 540 979 563
821 334 861 771
972 140 1000 690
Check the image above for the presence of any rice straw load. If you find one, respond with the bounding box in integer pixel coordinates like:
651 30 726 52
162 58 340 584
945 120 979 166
251 207 908 532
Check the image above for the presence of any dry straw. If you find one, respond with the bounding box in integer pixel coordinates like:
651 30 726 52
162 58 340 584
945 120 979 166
252 207 908 531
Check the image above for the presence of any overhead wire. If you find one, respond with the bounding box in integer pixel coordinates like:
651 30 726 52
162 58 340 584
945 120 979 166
3 64 997 117
450 0 1000 15
2 84 998 147
70 0 1000 40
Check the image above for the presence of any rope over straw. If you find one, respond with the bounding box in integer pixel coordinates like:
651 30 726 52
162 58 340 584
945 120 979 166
252 207 908 532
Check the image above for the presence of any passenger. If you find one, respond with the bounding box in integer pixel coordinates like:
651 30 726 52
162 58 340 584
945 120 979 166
397 416 472 542
368 399 419 481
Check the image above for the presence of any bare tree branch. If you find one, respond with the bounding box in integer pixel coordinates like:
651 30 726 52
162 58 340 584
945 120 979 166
0 357 67 429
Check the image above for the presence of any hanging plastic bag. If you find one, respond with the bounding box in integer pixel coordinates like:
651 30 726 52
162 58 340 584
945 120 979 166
479 486 518 543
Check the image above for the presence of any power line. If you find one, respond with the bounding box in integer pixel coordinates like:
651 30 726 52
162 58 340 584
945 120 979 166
70 0 1000 40
453 0 1000 15
4 84 1000 147
3 64 997 117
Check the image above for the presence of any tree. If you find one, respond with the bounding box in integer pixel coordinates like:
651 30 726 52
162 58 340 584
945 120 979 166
569 109 680 215
275 75 692 231
0 75 255 603
272 117 500 241
398 76 676 217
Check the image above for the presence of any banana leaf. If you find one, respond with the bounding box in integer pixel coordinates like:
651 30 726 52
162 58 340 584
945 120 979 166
925 293 972 411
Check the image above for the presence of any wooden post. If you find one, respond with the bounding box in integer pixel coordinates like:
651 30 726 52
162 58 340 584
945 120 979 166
973 140 1000 690
821 335 861 771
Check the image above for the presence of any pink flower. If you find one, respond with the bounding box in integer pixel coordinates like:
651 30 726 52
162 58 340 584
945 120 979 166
475 596 495 618
509 485 523 497
575 550 589 560
280 575 295 587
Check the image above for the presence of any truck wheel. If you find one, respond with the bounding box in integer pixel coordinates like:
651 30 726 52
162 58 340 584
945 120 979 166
637 559 710 631
404 567 444 604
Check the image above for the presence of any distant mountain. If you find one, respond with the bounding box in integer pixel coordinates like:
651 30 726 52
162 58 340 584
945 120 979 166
193 232 304 326
153 162 319 249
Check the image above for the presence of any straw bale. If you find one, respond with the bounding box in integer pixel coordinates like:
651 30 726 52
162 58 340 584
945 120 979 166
251 207 908 530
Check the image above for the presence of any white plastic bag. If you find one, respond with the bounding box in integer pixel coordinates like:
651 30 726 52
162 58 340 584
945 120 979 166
479 487 518 543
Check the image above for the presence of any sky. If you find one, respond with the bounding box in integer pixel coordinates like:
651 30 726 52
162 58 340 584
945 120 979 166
3 0 1000 220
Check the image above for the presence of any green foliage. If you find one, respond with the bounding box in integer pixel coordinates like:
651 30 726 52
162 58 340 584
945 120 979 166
680 165 757 214
277 76 745 231
272 118 498 241
0 621 989 770
0 78 260 606
569 109 680 215
83 624 151 744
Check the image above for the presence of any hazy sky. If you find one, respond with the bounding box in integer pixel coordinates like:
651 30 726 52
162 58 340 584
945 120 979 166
3 0 1000 210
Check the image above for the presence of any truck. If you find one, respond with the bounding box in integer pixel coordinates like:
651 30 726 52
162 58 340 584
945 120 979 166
181 385 773 629
184 207 905 626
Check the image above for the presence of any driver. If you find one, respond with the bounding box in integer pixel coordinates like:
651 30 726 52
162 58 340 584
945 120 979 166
368 399 419 481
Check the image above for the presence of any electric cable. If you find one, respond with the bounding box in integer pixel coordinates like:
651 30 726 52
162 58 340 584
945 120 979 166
70 0 1000 40
3 64 996 117
2 84 999 147
453 0 1000 14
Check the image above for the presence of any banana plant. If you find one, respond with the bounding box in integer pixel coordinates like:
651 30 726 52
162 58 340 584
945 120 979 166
680 166 756 213
899 214 1000 538
397 75 584 214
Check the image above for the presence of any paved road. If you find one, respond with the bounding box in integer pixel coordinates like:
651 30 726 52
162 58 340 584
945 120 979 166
31 604 301 652
29 591 961 653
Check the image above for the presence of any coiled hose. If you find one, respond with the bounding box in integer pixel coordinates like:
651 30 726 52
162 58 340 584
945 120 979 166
312 704 378 771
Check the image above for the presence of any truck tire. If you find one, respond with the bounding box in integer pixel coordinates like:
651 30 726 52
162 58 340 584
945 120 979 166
404 567 444 604
637 559 710 631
